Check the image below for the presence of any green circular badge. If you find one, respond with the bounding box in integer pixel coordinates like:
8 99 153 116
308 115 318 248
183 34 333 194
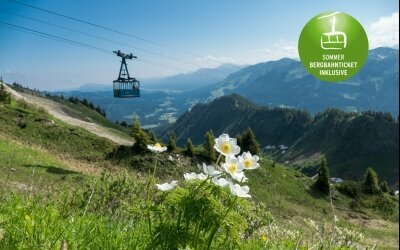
298 12 368 82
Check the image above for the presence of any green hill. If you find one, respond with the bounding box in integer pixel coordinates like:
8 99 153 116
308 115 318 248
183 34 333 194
162 94 312 146
161 94 398 185
287 109 399 185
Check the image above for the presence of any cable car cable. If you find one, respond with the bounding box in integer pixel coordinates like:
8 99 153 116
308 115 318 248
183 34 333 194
0 21 192 72
0 9 217 72
7 0 242 71
0 21 111 54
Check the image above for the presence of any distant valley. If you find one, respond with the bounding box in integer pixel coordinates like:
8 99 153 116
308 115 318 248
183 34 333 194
52 47 398 130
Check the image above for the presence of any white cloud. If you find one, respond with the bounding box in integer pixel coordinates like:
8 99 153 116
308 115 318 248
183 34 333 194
368 13 399 49
248 39 298 64
195 55 236 68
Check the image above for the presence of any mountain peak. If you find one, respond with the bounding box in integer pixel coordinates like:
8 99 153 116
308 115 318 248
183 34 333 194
211 47 398 116
368 46 399 58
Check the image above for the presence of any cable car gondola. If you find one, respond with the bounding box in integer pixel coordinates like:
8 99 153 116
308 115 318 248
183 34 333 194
113 50 140 98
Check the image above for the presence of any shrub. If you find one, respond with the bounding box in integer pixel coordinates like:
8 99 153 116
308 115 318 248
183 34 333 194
380 181 390 193
151 181 248 249
185 138 194 157
362 167 379 194
337 180 362 199
131 117 150 152
374 194 396 218
313 156 330 195
203 130 216 161
167 132 177 151
237 128 260 155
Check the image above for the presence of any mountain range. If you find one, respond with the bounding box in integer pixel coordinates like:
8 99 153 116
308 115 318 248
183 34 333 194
209 47 399 115
53 47 398 130
143 63 243 91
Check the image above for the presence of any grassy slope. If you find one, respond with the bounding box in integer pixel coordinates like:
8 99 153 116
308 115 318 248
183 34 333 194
248 159 399 249
46 96 133 141
0 99 398 249
0 100 118 161
0 98 124 193
0 138 86 192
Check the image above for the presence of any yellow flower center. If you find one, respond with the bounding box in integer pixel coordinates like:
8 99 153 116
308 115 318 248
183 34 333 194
155 143 162 148
243 159 252 168
228 164 237 174
221 143 231 154
261 234 267 242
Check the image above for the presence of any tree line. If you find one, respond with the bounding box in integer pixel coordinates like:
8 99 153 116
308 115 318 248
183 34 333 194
66 96 107 117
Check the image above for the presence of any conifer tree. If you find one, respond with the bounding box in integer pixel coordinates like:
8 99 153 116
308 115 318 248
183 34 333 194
167 132 177 151
186 138 194 157
380 181 389 193
149 130 157 143
131 116 150 152
203 130 216 161
362 167 380 194
132 116 141 135
240 128 260 155
313 156 330 195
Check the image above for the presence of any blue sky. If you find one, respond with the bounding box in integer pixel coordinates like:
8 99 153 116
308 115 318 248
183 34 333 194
0 0 398 90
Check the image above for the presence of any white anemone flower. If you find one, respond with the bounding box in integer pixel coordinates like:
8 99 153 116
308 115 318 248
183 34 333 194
214 134 240 156
212 177 230 187
233 172 248 183
147 143 167 153
229 183 251 198
156 181 178 191
238 152 260 170
196 173 208 180
202 163 221 177
184 172 207 181
222 156 247 182
183 172 198 181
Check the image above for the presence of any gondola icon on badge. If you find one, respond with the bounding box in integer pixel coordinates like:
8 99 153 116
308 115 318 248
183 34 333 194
318 12 347 50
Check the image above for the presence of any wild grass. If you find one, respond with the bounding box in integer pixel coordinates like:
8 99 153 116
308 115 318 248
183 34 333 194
0 100 117 162
0 98 398 249
0 173 371 250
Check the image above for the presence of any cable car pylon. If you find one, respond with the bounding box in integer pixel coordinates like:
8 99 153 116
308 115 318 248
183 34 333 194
113 50 140 98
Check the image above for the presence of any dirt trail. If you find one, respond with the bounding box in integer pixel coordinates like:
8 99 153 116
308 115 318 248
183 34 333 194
2 83 133 146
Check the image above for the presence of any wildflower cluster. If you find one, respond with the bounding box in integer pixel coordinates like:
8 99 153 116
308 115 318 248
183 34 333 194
303 218 365 248
259 223 301 243
155 134 260 198
334 226 365 247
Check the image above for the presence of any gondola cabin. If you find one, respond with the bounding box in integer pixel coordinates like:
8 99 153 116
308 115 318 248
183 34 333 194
113 50 140 98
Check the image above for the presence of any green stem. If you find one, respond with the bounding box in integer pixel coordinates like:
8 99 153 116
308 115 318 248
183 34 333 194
144 156 159 249
152 156 159 179
176 209 182 244
147 212 154 250
206 196 238 249
190 176 211 198
193 219 201 248
216 154 222 166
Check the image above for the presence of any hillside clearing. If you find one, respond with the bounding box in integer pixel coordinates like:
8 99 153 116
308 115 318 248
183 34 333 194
1 83 133 146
